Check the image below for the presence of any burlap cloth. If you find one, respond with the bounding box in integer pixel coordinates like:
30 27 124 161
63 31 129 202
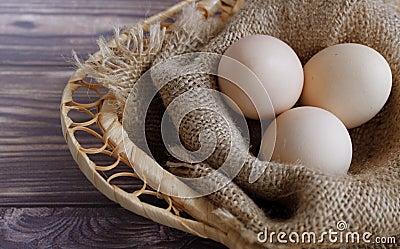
148 0 400 247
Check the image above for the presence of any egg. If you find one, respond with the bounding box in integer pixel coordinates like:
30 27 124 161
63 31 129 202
218 35 304 120
300 43 392 129
260 107 352 176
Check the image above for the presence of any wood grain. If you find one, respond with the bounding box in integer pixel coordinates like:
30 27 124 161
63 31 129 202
0 0 179 66
0 0 226 247
0 66 115 206
3 0 397 248
0 207 227 249
0 0 179 206
0 1 228 248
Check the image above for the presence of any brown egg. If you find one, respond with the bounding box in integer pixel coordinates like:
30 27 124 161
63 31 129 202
260 107 352 176
218 35 304 120
301 43 392 129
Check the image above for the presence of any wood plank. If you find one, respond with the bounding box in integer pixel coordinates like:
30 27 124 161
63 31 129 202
0 0 179 205
0 207 226 248
0 66 143 205
1 0 398 247
0 0 180 66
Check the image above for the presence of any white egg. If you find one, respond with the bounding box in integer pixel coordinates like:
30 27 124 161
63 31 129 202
300 43 392 129
260 107 352 176
218 35 304 120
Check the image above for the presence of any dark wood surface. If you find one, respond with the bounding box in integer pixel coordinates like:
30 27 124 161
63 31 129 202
0 1 226 248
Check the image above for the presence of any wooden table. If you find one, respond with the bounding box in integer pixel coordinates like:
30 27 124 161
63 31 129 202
0 1 226 248
2 1 399 248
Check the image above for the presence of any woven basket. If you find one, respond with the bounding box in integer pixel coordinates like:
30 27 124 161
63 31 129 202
60 1 258 248
61 0 399 248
